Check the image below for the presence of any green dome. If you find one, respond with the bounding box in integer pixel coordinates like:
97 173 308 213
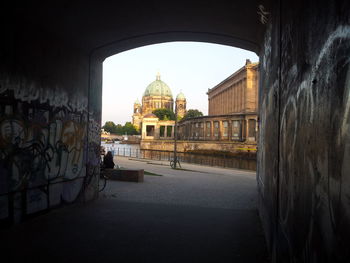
176 91 186 100
143 74 173 98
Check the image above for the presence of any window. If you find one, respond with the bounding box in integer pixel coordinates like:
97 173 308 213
167 126 172 137
214 121 219 137
232 120 240 138
248 119 256 139
199 122 204 137
146 125 155 136
160 126 165 137
206 122 211 137
223 121 228 137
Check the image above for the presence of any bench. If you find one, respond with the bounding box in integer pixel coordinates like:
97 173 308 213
103 168 144 182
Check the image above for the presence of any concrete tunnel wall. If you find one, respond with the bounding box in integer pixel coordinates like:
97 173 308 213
258 0 350 262
0 25 102 223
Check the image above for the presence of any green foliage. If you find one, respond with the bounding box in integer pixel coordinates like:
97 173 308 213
102 121 139 135
183 109 203 120
152 108 175 120
123 122 139 135
115 124 124 134
144 171 163 176
102 121 118 133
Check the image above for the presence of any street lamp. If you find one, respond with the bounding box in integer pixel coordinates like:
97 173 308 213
173 103 178 168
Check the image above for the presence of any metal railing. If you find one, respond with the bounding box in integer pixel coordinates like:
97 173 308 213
111 148 256 171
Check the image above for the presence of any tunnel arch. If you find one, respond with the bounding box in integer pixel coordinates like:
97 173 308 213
90 31 261 62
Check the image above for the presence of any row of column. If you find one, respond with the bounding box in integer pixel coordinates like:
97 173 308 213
178 118 257 142
159 125 174 138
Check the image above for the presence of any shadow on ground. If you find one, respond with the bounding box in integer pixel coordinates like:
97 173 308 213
2 198 269 263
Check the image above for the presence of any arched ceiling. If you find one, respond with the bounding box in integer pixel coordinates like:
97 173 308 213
6 0 271 59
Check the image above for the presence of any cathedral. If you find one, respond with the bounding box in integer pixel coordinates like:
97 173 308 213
132 73 186 131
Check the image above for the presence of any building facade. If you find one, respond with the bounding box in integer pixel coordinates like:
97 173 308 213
177 113 257 142
177 60 259 147
139 61 259 154
132 73 186 135
207 59 259 116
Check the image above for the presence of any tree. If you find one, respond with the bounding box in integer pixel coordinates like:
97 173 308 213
183 109 203 120
115 124 124 135
122 122 139 135
152 108 175 120
103 121 139 135
102 121 117 133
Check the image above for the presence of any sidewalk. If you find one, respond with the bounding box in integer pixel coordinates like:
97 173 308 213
1 157 269 263
116 155 256 176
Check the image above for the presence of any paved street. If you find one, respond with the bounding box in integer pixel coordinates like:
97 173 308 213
105 156 258 210
2 157 269 263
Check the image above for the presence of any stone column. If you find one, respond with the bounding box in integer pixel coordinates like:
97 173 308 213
243 119 247 141
155 123 160 139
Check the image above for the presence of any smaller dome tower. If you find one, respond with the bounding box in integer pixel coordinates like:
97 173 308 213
133 99 142 114
132 99 142 131
176 91 186 118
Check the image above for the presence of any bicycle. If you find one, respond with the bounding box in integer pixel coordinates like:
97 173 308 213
170 157 181 169
98 171 108 192
99 165 111 192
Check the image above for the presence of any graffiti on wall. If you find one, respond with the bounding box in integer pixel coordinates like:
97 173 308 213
0 77 88 113
0 79 100 222
276 23 350 261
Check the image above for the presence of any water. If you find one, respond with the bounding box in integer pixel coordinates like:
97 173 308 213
101 142 256 171
101 141 140 156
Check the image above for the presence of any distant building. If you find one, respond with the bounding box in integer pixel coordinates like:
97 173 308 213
132 73 186 139
208 59 258 116
140 61 259 154
178 60 259 143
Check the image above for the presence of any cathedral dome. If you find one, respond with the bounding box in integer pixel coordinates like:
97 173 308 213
176 91 186 100
143 73 173 98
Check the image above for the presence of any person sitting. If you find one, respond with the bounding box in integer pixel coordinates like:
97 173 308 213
103 151 115 169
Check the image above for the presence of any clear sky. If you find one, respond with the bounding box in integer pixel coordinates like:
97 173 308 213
102 42 259 125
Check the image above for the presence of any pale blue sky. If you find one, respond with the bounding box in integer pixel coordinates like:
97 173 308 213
102 42 259 125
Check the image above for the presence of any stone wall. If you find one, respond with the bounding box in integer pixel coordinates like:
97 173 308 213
258 0 350 262
140 139 257 153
